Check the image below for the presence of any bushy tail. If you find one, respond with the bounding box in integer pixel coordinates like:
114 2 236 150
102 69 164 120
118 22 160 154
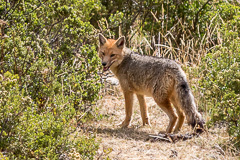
176 80 205 133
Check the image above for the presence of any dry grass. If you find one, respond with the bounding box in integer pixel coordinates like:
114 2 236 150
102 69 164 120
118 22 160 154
84 84 240 160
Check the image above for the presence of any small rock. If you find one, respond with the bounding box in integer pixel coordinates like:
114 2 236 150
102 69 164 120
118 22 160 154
106 77 119 85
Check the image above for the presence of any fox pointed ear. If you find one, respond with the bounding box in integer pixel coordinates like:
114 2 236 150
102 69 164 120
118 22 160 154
115 36 125 49
99 33 107 46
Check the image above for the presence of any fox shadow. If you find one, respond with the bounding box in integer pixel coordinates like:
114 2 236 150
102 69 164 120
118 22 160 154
80 123 202 143
81 124 164 142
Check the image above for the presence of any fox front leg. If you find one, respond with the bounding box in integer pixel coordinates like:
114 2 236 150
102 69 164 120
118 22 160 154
136 94 151 126
120 91 134 127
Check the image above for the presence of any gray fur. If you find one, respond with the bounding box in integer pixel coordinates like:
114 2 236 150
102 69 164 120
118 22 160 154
115 49 203 130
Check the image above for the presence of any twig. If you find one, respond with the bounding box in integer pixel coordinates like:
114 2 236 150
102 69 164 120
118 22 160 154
79 107 91 121
193 0 211 31
148 133 199 143
23 0 47 15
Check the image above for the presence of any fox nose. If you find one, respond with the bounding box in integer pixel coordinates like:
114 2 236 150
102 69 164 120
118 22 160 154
102 62 107 66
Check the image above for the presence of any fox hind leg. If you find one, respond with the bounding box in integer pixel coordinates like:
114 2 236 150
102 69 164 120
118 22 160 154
170 97 185 133
174 107 185 133
136 94 151 126
155 99 178 133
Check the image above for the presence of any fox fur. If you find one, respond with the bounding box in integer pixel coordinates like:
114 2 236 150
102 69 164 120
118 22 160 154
98 34 204 133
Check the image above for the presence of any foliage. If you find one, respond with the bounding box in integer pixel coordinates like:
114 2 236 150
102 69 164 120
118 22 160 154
96 0 240 63
0 72 98 159
0 0 102 159
95 0 213 56
199 42 240 149
198 25 240 148
183 1 240 150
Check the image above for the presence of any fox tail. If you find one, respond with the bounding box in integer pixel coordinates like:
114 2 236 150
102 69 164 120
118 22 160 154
175 79 205 133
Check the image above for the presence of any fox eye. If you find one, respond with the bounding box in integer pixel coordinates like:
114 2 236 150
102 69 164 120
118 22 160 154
101 52 105 56
110 54 115 57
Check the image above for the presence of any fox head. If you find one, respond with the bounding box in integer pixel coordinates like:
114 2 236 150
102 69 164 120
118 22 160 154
98 34 125 72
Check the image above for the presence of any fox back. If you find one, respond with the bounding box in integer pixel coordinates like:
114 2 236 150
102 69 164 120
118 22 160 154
115 53 184 97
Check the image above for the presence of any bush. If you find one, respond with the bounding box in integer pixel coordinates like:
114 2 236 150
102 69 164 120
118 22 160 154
183 2 240 149
0 0 102 159
199 36 240 148
198 4 240 148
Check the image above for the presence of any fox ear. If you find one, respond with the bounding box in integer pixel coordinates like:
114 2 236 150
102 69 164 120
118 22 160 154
115 36 125 49
99 33 107 46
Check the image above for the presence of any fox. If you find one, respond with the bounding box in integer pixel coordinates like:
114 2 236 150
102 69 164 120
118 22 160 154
98 33 204 133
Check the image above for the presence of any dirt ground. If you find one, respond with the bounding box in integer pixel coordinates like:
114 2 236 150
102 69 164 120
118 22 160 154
86 85 239 160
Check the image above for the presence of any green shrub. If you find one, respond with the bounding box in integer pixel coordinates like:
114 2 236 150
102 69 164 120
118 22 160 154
0 0 102 159
199 37 240 148
185 2 240 149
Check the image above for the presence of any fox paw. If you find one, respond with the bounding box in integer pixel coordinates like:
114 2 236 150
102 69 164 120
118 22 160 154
118 120 130 128
143 121 151 127
173 129 180 134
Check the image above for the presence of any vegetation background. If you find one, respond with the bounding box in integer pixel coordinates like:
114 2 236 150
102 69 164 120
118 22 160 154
0 0 239 159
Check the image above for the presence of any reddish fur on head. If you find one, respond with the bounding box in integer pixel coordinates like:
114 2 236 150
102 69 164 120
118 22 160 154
98 34 125 72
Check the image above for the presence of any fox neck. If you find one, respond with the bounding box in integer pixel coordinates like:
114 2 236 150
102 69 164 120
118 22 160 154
109 58 123 75
110 65 118 75
110 47 131 75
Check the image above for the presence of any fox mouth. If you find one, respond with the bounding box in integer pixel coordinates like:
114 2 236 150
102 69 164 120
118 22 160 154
102 61 115 72
103 66 110 72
